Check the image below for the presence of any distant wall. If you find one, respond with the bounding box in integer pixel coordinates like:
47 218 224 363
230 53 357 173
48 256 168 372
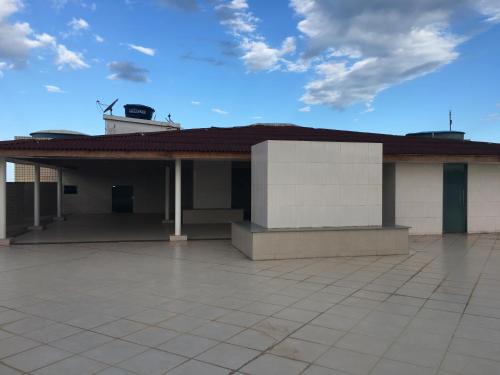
468 163 500 233
251 140 383 229
395 163 443 235
193 161 232 209
7 182 56 230
63 162 165 214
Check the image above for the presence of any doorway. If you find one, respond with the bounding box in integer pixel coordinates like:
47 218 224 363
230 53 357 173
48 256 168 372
112 185 134 213
443 164 467 233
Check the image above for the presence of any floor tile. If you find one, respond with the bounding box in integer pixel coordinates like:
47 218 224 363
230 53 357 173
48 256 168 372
196 342 259 370
93 319 147 338
271 337 329 362
31 355 107 375
82 339 148 364
159 333 218 357
0 335 40 359
191 321 243 341
228 328 278 350
240 354 308 375
291 325 344 346
126 309 176 325
51 330 114 353
3 345 72 373
117 348 186 375
315 347 379 375
123 326 179 347
166 359 231 374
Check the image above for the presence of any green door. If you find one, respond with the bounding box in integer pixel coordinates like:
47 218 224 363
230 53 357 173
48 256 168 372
443 164 467 233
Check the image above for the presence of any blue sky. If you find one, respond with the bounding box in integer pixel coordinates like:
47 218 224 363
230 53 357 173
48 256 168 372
0 0 499 146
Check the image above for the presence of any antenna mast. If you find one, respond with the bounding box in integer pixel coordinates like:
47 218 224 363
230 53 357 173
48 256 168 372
449 110 452 131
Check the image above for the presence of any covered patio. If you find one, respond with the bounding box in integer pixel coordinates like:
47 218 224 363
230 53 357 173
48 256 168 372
12 214 231 244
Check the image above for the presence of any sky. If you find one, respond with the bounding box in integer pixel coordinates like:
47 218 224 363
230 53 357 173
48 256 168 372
0 0 500 145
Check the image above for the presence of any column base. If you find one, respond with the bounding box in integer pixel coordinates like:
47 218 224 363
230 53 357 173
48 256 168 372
53 216 66 222
169 235 188 242
28 225 44 231
0 238 11 246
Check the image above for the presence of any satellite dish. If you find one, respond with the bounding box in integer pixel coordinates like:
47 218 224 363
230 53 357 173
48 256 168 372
104 98 119 115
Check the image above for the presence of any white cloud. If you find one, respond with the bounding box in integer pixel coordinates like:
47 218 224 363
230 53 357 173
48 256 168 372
68 17 89 31
55 44 89 70
0 0 89 74
44 84 65 93
241 37 296 71
0 0 56 69
94 34 104 43
107 61 149 82
289 0 496 110
128 44 155 56
212 108 229 115
191 100 201 105
252 115 262 120
299 106 311 112
216 0 500 111
215 0 296 72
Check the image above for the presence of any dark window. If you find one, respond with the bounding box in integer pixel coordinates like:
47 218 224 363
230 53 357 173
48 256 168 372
64 185 78 194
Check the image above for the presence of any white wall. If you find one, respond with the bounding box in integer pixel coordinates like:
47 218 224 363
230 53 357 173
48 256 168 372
62 161 164 215
395 163 443 235
104 115 179 135
468 164 500 233
251 140 383 229
193 161 232 209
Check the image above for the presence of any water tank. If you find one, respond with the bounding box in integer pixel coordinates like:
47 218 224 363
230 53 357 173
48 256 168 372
124 104 155 120
405 130 465 141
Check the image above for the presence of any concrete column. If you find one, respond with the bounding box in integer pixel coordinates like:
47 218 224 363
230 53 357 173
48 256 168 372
162 166 171 223
29 164 43 230
54 168 64 221
0 158 9 245
170 159 186 241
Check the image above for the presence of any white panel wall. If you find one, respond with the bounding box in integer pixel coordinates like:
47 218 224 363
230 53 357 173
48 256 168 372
395 163 443 235
468 164 500 233
193 161 232 209
251 140 382 229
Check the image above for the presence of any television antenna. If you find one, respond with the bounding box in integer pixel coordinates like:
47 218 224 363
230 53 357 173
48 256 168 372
96 98 119 115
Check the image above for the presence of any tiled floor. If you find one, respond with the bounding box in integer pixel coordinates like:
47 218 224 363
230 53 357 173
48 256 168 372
0 234 498 374
12 214 231 244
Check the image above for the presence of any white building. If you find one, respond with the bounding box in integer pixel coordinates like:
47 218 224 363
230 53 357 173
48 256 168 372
1 122 499 259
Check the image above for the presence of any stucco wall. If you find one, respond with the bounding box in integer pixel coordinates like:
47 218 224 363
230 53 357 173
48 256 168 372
251 140 383 229
193 161 231 209
62 162 165 215
395 163 443 235
468 163 500 233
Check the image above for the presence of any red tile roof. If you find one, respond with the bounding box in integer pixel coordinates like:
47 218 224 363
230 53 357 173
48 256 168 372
1 124 500 156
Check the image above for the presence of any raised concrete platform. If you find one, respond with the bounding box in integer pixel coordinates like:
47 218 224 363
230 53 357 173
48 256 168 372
183 209 244 224
231 222 409 260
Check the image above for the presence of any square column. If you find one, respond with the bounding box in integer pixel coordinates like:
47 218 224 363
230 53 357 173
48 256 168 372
0 158 9 246
170 159 187 241
54 168 65 221
29 164 43 230
162 166 171 223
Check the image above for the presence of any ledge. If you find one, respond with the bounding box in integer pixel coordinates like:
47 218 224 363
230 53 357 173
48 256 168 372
231 221 409 260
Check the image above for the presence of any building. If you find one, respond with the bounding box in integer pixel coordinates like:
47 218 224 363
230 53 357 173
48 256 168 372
1 123 500 259
13 109 179 182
